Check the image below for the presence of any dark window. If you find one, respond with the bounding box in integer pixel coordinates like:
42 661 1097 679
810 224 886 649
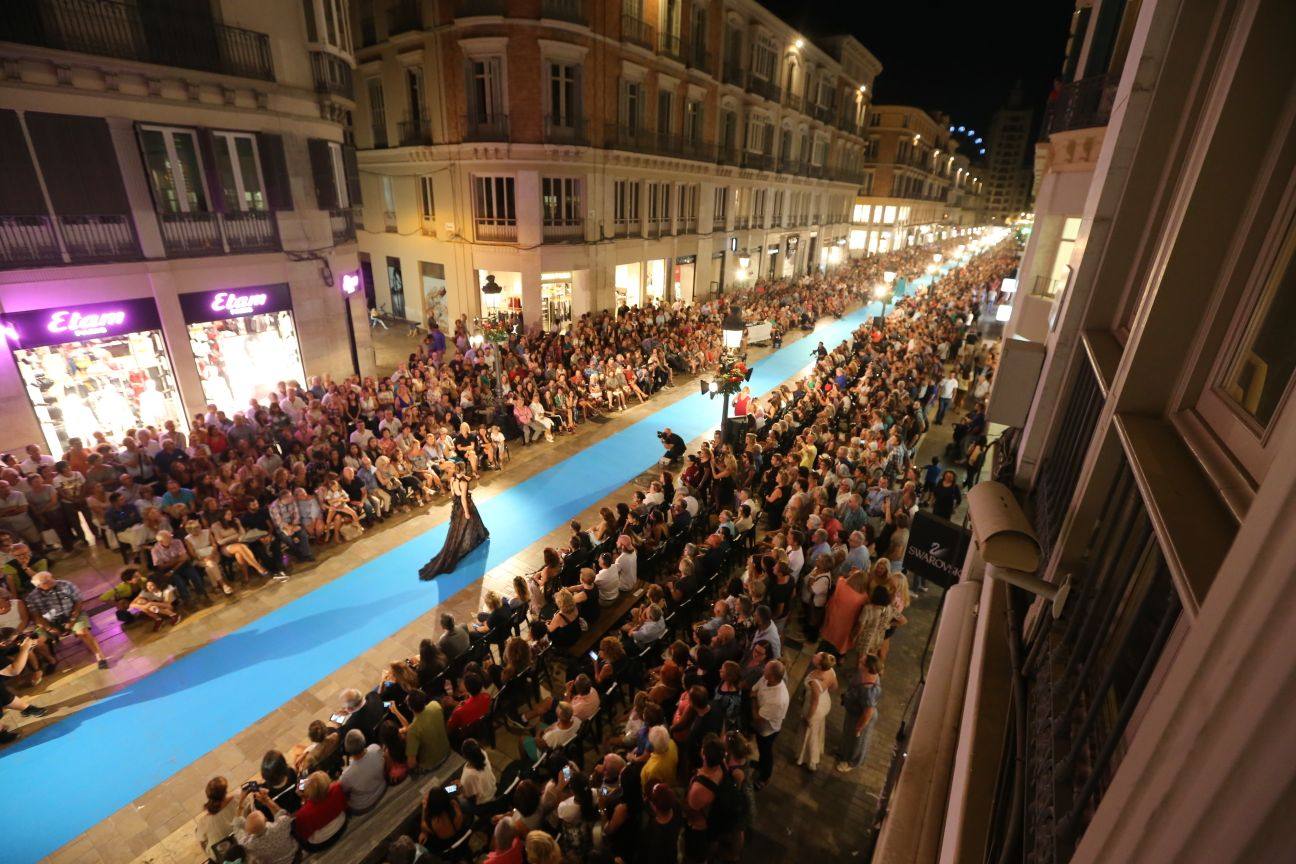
27 113 132 215
0 110 46 215
257 133 294 210
308 138 339 209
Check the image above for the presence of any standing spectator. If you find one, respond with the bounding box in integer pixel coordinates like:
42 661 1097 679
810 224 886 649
750 660 789 789
795 653 838 772
935 370 958 424
836 654 883 773
931 470 963 520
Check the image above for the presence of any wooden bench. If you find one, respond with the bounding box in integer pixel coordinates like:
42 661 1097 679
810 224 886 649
312 753 466 864
567 586 645 659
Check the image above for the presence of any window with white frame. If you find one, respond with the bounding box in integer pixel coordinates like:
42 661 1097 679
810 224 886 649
752 188 766 226
473 175 516 229
138 125 209 213
713 185 728 223
303 0 352 52
684 100 703 145
367 77 386 144
750 32 775 81
381 176 396 230
419 176 435 232
771 189 784 225
647 181 672 231
211 132 266 211
811 135 828 166
614 179 640 233
326 141 349 208
547 61 581 127
542 177 582 226
746 115 770 153
621 79 645 132
680 183 698 229
469 58 505 122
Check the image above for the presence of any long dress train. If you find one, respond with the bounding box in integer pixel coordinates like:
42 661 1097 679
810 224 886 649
419 480 489 580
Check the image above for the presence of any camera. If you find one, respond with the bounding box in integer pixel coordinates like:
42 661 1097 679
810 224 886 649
242 781 261 794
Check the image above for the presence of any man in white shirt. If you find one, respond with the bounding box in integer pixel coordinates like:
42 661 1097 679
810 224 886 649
593 553 621 605
278 387 307 421
18 445 54 478
936 372 959 424
751 660 790 788
643 481 665 508
785 531 805 584
615 536 638 591
681 493 700 518
349 420 375 449
339 729 387 813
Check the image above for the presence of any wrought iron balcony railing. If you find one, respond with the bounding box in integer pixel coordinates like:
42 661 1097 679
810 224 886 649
0 0 274 80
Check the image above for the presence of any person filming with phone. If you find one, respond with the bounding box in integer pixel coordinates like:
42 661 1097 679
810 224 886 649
0 626 49 745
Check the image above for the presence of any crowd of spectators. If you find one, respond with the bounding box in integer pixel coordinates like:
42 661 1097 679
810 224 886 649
155 235 1015 863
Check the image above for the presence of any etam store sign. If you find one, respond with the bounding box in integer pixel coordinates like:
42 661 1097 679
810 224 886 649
1 298 163 349
178 283 293 323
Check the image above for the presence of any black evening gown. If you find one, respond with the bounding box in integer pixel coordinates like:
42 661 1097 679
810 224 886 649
419 480 490 580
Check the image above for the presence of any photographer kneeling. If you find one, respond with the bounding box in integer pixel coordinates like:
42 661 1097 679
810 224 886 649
658 428 686 466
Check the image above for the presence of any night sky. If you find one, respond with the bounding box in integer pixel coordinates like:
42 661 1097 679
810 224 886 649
765 0 1075 142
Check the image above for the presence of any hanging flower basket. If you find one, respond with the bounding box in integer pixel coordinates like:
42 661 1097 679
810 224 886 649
714 358 749 396
480 318 511 344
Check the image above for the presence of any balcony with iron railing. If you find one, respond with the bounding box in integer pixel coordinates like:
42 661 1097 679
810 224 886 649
543 218 584 241
399 116 433 146
0 213 142 268
687 43 712 75
745 74 779 103
734 215 749 229
605 122 655 154
330 208 357 244
659 32 684 63
157 209 279 256
741 150 774 171
621 14 654 51
463 113 510 142
310 50 354 99
456 0 506 18
716 142 740 165
540 0 586 25
475 218 517 242
387 0 422 33
221 210 279 252
721 60 745 87
544 115 588 145
712 214 726 231
1043 73 1119 137
0 0 274 81
783 92 802 113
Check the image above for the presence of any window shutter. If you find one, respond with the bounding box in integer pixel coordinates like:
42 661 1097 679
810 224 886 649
465 61 479 122
257 132 294 211
573 65 583 121
27 114 131 216
307 138 338 209
343 144 363 206
197 129 226 212
0 110 47 215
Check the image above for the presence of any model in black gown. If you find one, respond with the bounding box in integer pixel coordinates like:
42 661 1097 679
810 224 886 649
419 470 489 580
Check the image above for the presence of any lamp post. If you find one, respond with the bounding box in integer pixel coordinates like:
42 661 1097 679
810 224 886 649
699 308 749 444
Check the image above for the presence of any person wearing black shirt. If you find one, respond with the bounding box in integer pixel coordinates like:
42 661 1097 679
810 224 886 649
658 428 686 464
340 466 376 523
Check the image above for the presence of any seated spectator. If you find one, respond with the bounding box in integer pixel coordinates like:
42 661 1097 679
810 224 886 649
446 672 491 739
233 788 298 864
418 786 470 854
292 771 348 850
195 776 238 860
459 738 498 809
629 603 667 646
25 571 109 669
336 687 385 741
339 728 387 814
295 719 341 776
438 612 471 660
403 689 450 772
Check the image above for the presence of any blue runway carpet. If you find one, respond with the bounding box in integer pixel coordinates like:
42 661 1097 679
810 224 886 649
1 300 891 862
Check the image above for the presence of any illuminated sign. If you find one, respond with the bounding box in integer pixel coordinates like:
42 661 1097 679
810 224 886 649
178 283 292 323
1 298 162 349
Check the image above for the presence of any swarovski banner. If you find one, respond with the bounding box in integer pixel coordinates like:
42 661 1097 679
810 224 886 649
903 510 972 589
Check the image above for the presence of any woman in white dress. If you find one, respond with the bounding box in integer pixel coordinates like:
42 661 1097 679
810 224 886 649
796 652 838 772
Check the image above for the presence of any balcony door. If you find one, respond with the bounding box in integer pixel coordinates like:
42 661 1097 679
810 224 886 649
469 58 504 124
548 62 581 130
211 132 267 212
139 126 209 214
